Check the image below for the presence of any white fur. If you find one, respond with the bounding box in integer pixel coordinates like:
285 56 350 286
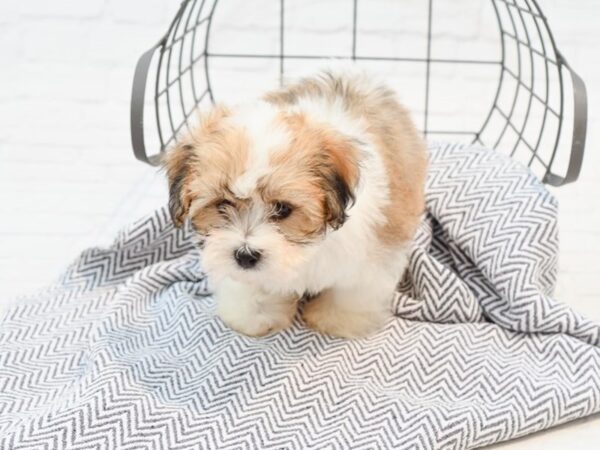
229 101 290 199
216 277 297 337
206 74 413 338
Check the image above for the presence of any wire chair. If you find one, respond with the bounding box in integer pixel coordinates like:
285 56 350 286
130 0 587 186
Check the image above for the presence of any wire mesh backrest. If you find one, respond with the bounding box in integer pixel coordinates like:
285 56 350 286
131 0 586 186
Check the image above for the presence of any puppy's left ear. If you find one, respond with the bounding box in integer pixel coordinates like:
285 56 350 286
162 142 196 228
321 135 361 230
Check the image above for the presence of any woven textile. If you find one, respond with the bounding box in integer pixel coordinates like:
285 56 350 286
2 143 599 449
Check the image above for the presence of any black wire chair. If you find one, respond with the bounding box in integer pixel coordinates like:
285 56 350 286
130 0 587 186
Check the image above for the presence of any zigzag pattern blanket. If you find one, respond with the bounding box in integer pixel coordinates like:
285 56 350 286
1 143 600 449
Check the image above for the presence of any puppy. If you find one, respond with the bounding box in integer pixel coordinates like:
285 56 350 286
163 70 427 338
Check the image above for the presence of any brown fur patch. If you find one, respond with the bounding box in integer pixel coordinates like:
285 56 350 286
164 142 195 227
163 104 250 232
258 112 361 243
265 72 427 246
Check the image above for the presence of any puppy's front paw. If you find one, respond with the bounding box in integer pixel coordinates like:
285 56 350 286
219 310 282 337
216 278 297 337
302 290 389 339
218 300 293 337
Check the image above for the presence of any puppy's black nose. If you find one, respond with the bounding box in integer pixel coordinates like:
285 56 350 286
234 247 262 269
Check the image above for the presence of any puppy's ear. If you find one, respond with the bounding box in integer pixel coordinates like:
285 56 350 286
163 142 196 228
320 135 361 230
162 104 230 228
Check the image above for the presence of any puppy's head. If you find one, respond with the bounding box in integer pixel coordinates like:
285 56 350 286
163 102 360 289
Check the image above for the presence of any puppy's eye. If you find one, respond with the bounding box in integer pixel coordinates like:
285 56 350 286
216 199 233 213
271 201 293 220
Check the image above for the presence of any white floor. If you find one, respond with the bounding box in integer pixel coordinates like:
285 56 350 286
0 0 599 448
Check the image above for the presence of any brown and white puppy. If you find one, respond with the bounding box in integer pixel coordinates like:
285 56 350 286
164 70 427 338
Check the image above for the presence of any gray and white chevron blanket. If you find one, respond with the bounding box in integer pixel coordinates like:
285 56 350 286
1 142 600 449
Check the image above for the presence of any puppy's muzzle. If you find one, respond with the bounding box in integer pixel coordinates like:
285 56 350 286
234 246 262 269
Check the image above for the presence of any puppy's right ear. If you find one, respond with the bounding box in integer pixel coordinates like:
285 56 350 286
162 104 230 227
163 142 195 228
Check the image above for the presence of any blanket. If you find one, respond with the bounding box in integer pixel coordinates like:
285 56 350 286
1 142 600 449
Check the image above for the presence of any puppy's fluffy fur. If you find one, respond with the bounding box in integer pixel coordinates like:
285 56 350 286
164 70 427 338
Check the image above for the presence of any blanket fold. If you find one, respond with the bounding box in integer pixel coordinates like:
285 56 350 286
1 142 599 449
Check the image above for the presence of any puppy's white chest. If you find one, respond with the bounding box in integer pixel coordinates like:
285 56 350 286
292 232 370 294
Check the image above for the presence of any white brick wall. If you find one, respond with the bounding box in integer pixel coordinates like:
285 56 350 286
0 2 599 445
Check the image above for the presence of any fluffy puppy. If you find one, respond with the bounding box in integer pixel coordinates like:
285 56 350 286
164 70 427 338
